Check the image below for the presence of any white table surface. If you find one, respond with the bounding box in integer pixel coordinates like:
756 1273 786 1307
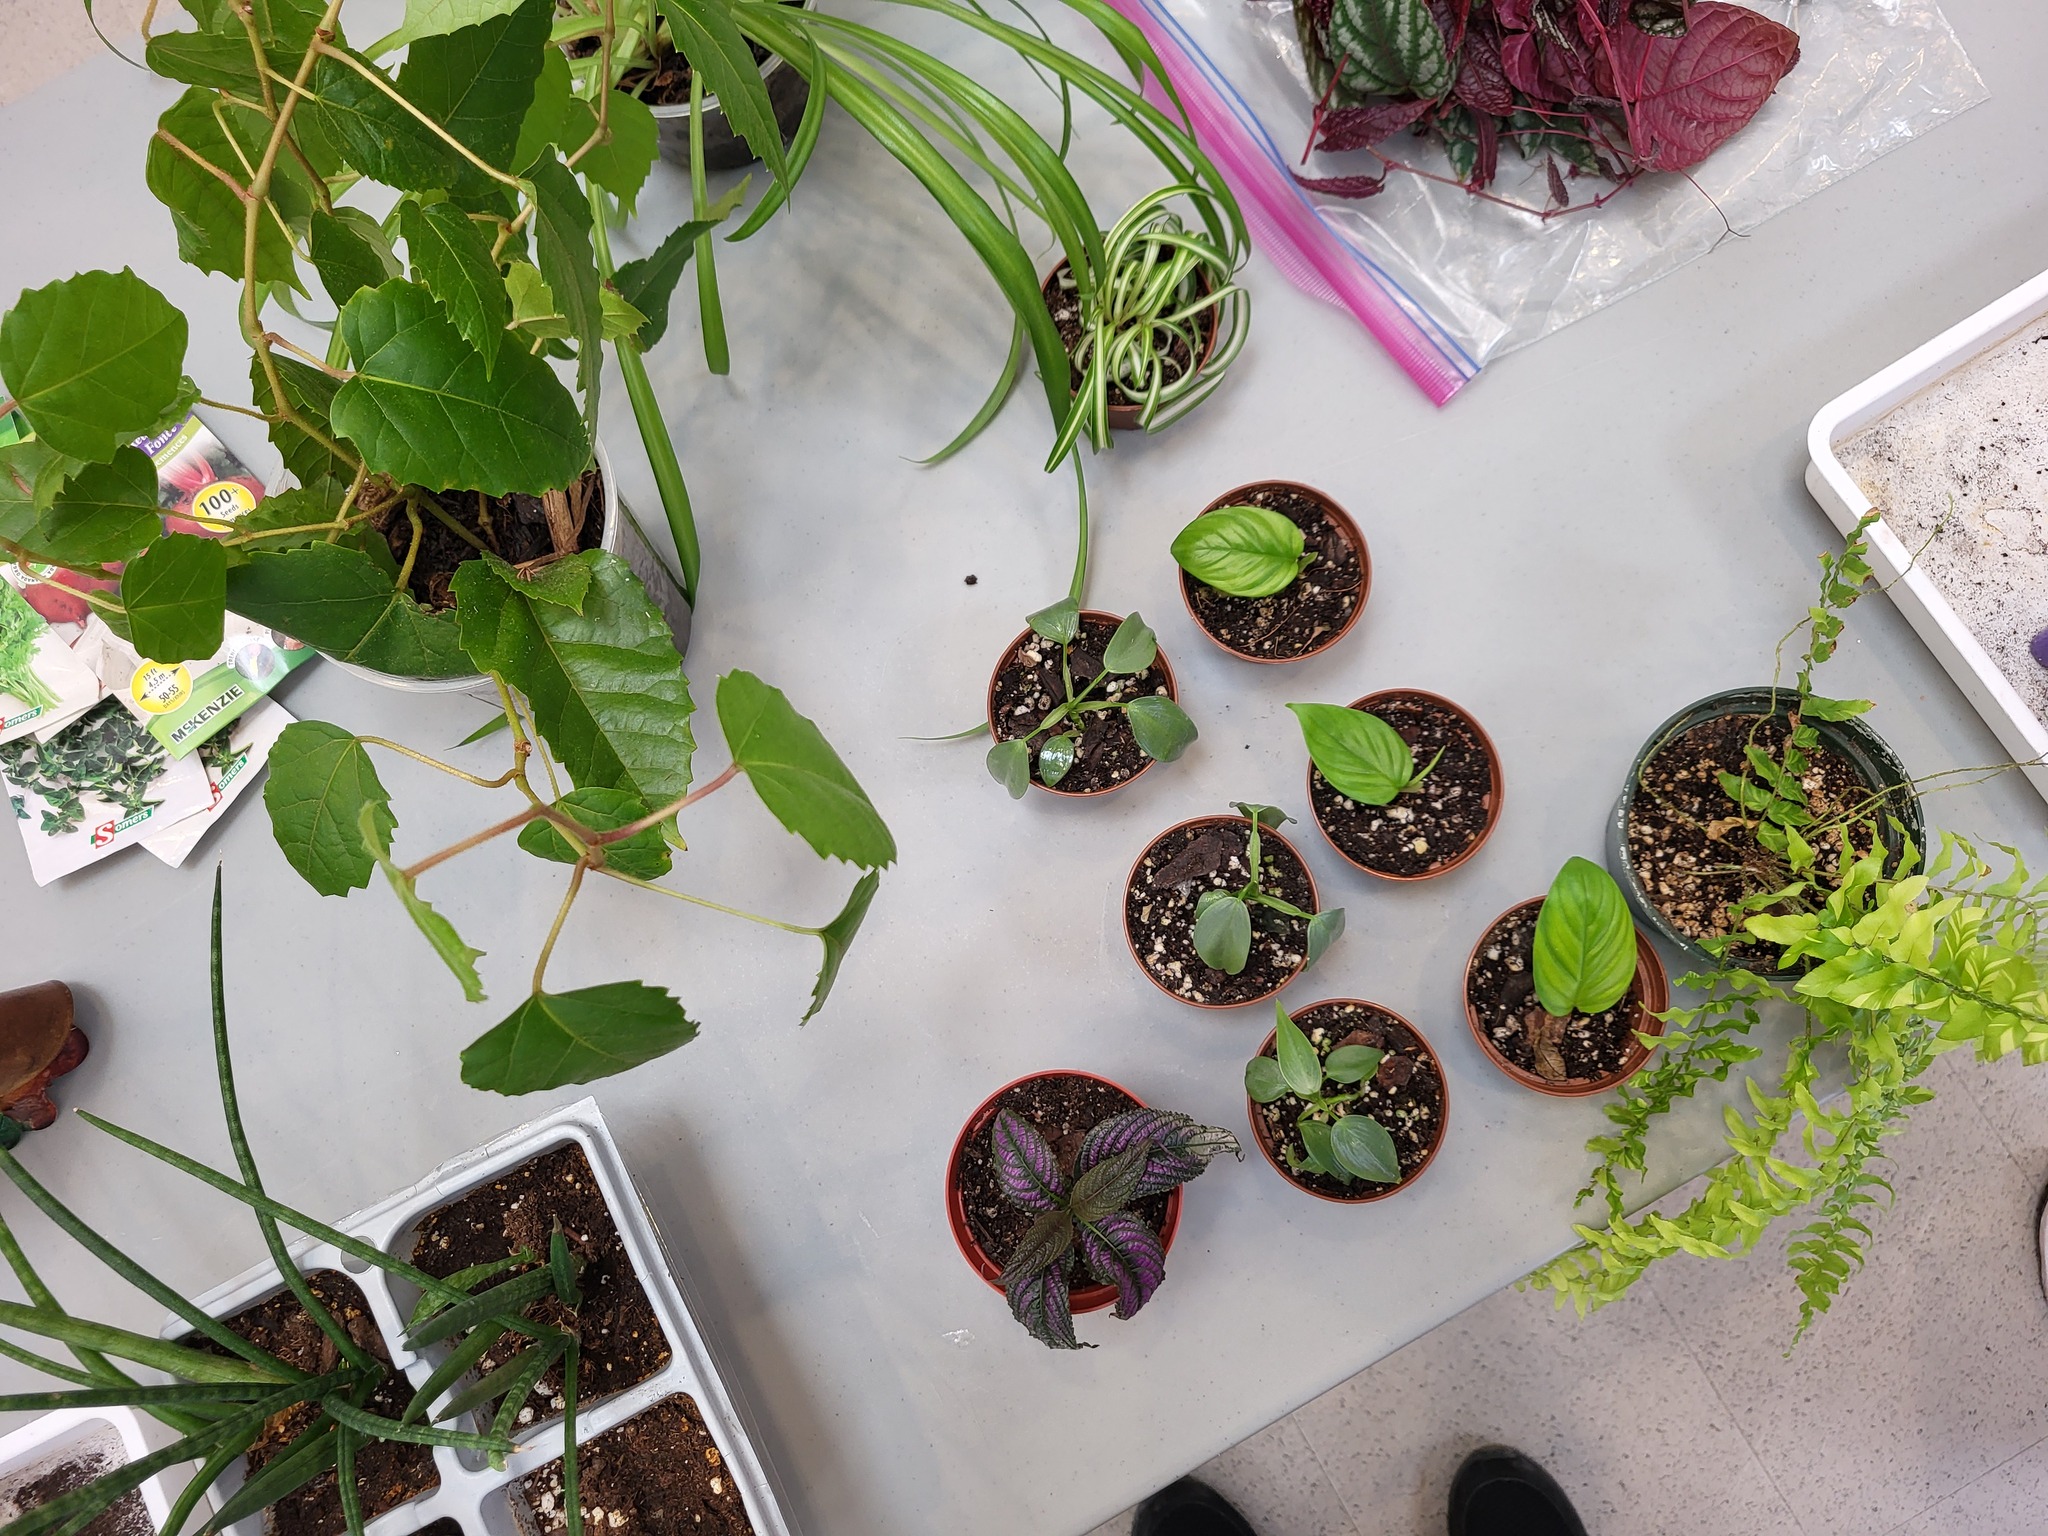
4 1 2047 1531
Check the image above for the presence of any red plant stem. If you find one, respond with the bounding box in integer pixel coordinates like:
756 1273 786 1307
586 762 741 847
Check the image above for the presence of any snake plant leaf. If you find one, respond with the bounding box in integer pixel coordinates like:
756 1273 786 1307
332 279 588 495
1289 701 1415 806
0 270 189 464
308 209 392 310
517 786 672 879
452 551 696 803
227 543 472 677
398 0 552 190
986 736 1030 799
460 981 699 1093
145 90 316 288
1193 892 1252 974
656 0 788 186
806 869 880 1022
361 804 486 1002
1327 0 1451 98
1170 503 1309 599
526 152 603 436
399 200 508 374
121 533 225 662
35 447 162 566
1531 856 1638 1016
264 720 395 895
560 90 660 214
305 48 470 193
716 670 896 868
250 354 353 490
1329 1112 1400 1182
1125 694 1196 763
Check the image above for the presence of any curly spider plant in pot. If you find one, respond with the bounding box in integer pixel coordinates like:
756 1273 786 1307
945 1070 1241 1349
1172 483 1369 664
1123 803 1343 1008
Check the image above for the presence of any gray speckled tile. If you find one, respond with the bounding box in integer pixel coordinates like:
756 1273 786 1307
1645 1051 2048 1536
1891 1437 2048 1536
1084 1418 1359 1536
1287 1280 1801 1536
1084 1513 1135 1536
1952 1045 2048 1184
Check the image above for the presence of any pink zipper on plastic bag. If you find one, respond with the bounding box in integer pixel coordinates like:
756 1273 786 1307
1106 0 1477 404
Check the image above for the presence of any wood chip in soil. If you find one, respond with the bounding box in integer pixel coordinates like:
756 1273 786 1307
1182 485 1363 660
1125 816 1315 1005
522 1394 753 1536
410 1144 669 1428
1466 904 1643 1087
1310 694 1494 876
987 613 1173 793
1252 1003 1444 1200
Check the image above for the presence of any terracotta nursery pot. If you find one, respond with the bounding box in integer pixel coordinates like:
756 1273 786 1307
946 1070 1182 1315
1307 688 1503 881
1462 898 1669 1097
1040 263 1221 433
985 611 1181 798
1246 1001 1449 1204
1123 813 1321 1009
1179 481 1370 664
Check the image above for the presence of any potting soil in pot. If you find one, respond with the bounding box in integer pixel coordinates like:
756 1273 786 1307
194 1271 439 1536
1467 906 1643 1086
0 1425 153 1536
522 1394 753 1536
1310 695 1492 875
1183 486 1363 660
1253 1004 1444 1199
410 1144 669 1426
988 615 1173 793
1126 818 1314 1004
371 464 605 612
1839 321 2048 728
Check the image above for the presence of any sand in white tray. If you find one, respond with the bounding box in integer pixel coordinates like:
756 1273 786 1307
1840 320 2048 734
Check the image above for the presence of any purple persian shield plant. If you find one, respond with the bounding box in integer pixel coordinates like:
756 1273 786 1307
988 1105 1241 1349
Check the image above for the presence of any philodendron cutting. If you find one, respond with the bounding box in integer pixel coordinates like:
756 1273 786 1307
1289 699 1442 805
1245 999 1400 1187
1191 804 1343 978
988 1105 1239 1349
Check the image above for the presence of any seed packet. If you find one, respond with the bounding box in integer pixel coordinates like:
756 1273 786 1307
77 614 314 757
140 697 292 868
136 413 267 533
0 697 212 885
0 569 105 746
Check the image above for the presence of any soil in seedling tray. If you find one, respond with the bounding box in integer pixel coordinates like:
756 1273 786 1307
1468 906 1643 1086
1183 486 1363 660
956 1076 1170 1280
1126 818 1315 1004
369 465 604 613
988 614 1173 793
1252 1003 1444 1200
194 1271 438 1536
1629 712 1872 966
410 1144 669 1428
1043 263 1216 407
523 1394 752 1536
3 1445 154 1536
1310 694 1493 875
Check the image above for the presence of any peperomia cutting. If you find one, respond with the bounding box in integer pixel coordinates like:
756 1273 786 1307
1171 503 1313 599
989 1104 1240 1350
1245 999 1401 1185
1191 803 1344 976
1289 699 1440 805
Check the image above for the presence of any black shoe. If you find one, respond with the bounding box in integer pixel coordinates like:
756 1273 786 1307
1448 1446 1587 1536
1133 1478 1256 1536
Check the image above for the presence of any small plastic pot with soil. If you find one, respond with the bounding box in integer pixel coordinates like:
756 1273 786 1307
1172 483 1369 663
1293 691 1503 879
1609 686 1924 975
1123 804 1343 1008
1245 999 1448 1202
619 0 816 172
985 604 1196 798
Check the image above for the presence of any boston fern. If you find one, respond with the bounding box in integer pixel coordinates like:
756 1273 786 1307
990 1105 1239 1349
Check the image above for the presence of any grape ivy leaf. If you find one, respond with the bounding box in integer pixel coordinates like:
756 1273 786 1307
121 533 226 662
805 870 880 1022
0 269 189 463
309 209 393 309
398 0 551 189
147 89 313 288
251 354 354 490
399 200 508 373
361 804 486 1001
35 447 163 566
655 0 787 186
559 90 659 214
517 786 672 879
716 670 895 868
460 981 699 1093
305 47 470 192
369 0 528 55
227 542 473 677
265 720 396 895
526 152 602 437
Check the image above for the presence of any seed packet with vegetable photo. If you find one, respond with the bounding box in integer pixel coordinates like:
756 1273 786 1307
0 698 212 885
137 413 267 533
77 614 314 757
141 697 292 868
0 568 104 746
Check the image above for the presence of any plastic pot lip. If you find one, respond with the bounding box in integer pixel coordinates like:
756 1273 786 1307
1038 262 1223 434
1176 481 1371 665
1461 897 1669 1098
984 610 1181 798
944 1069 1182 1314
1244 1000 1449 1204
1606 684 1926 978
1121 814 1321 1010
642 0 816 114
1306 688 1504 881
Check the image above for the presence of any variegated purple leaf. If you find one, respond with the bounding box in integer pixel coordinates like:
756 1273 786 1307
1000 1208 1074 1287
1083 1111 1243 1197
1132 1150 1208 1200
990 1108 1065 1212
1080 1211 1167 1320
1005 1254 1084 1349
1075 1108 1181 1173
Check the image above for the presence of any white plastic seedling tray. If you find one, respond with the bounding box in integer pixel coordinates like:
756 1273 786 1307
162 1099 793 1536
0 1404 184 1532
1805 267 2048 808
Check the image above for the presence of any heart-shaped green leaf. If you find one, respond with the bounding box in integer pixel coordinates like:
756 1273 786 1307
562 90 659 214
717 670 894 868
264 721 394 895
1329 1112 1400 1182
1245 1055 1288 1104
1126 694 1196 763
460 981 698 1093
1170 504 1308 598
806 869 880 1023
35 447 162 565
1036 731 1077 787
1101 612 1157 675
1289 701 1415 806
1306 907 1344 970
0 270 188 463
1532 855 1637 1016
987 737 1030 799
1027 596 1080 645
1328 0 1451 96
121 533 225 662
517 786 672 879
1193 893 1252 974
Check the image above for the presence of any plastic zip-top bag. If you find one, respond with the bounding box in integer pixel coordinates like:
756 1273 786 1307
1109 0 1985 400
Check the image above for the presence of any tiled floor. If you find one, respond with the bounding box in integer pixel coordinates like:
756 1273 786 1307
1090 1046 2048 1536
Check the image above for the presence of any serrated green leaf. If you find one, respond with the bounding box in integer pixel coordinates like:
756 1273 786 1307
987 736 1029 799
717 670 894 868
1289 701 1415 806
305 48 470 193
1193 893 1251 974
122 533 225 661
610 201 735 352
332 278 588 495
1125 694 1196 763
806 869 879 1022
599 288 647 342
224 485 348 553
264 720 395 895
309 209 391 309
460 981 698 1094
509 43 574 170
0 270 188 463
1171 503 1309 599
400 200 508 373
227 542 472 677
655 0 787 186
361 803 486 1000
144 29 262 93
370 0 527 54
398 0 551 191
563 90 659 214
526 151 602 437
251 354 354 491
504 260 571 338
146 90 313 289
1532 856 1637 1016
517 786 671 878
35 447 161 565
1330 1112 1400 1182
1101 612 1157 674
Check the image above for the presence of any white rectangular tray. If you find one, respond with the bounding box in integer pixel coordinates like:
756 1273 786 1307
0 1404 184 1533
1805 267 2048 808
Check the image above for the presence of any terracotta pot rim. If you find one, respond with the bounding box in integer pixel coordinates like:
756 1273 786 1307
984 610 1180 798
1306 688 1504 881
1176 481 1371 666
1461 897 1670 1098
1040 262 1223 433
1121 814 1322 1011
1244 1000 1449 1204
945 1069 1183 1313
